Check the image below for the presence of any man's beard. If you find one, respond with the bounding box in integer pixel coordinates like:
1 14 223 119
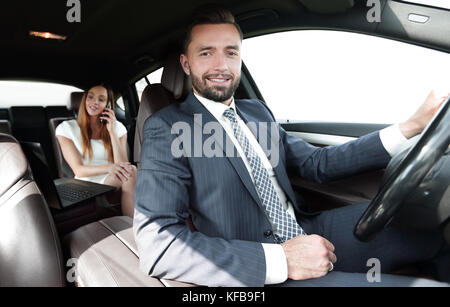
191 72 240 103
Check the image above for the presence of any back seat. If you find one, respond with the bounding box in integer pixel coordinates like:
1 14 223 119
48 92 83 178
9 106 60 179
7 92 81 179
9 103 77 179
45 105 75 120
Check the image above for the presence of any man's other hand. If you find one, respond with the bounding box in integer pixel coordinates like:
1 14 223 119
400 89 450 139
281 234 337 280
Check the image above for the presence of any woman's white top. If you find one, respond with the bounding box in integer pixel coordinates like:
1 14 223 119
55 119 127 184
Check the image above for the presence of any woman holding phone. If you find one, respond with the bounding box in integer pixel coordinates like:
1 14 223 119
55 84 135 217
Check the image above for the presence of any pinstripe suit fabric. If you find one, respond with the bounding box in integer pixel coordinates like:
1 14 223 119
134 92 391 286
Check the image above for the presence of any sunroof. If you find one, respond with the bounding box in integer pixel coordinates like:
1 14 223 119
401 0 450 9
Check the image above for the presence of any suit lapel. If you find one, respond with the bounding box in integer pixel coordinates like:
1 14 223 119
236 102 298 207
181 93 263 209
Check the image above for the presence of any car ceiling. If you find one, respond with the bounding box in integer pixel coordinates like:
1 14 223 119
0 0 449 90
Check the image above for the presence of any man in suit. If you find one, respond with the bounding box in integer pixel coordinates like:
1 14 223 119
134 7 449 286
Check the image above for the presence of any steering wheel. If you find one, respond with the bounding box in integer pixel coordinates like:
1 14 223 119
354 96 450 242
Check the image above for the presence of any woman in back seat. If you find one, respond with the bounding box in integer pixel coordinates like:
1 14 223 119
55 84 136 217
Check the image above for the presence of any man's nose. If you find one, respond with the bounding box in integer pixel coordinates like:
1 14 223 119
212 53 228 71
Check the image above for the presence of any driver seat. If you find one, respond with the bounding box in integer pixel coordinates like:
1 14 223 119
133 52 191 166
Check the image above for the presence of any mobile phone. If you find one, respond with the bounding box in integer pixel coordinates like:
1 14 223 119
100 101 112 124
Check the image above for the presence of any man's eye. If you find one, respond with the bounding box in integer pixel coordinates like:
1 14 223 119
228 51 238 56
200 52 210 56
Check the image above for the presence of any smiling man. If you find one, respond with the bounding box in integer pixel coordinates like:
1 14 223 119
181 22 241 104
134 6 449 287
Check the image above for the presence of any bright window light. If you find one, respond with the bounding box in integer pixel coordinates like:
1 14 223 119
0 81 81 107
242 30 450 124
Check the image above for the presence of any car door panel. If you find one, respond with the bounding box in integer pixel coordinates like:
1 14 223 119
282 122 388 211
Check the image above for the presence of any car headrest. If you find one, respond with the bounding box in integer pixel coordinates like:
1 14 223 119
67 91 84 111
9 106 46 129
0 133 29 198
161 53 191 100
0 120 12 135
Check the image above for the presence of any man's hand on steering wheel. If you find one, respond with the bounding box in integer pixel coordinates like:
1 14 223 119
399 90 450 139
355 89 450 241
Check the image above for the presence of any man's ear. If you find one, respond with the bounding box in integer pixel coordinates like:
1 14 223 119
180 54 191 76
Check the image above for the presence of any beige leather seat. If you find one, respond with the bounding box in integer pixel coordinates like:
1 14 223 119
64 216 164 286
64 216 195 287
0 133 65 286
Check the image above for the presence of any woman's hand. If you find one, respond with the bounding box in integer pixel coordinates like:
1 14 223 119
108 162 133 183
100 107 117 135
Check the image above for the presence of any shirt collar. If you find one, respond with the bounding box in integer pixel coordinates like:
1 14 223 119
194 92 236 121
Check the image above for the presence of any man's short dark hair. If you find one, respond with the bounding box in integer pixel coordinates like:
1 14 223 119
183 4 243 53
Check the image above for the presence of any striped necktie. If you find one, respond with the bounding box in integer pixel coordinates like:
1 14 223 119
223 108 306 243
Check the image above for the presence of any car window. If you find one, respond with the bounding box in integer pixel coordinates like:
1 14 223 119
116 96 125 110
242 30 450 123
0 81 82 107
135 67 164 102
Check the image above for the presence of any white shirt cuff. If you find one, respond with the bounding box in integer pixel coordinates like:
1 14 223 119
379 124 408 157
262 243 288 285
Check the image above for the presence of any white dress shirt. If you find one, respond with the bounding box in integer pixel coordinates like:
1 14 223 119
194 93 407 285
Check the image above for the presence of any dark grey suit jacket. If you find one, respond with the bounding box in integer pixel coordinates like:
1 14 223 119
134 92 391 286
